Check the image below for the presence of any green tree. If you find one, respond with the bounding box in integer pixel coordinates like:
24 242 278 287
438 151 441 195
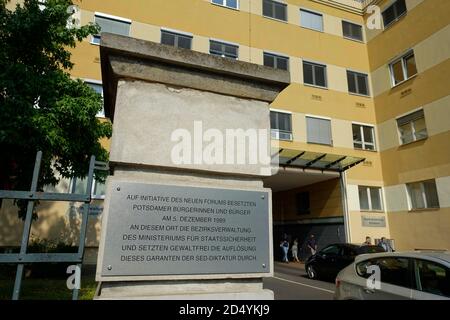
0 0 112 218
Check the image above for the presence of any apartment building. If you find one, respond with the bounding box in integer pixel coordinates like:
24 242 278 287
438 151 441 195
1 0 449 261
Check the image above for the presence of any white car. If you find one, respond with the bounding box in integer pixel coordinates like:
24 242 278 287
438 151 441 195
334 251 450 300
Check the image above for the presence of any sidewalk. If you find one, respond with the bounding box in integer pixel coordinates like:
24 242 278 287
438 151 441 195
274 261 306 271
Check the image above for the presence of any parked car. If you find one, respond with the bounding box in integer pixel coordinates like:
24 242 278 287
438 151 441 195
305 243 384 280
334 251 450 300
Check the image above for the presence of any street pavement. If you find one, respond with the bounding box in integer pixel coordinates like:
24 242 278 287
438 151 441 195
263 262 336 300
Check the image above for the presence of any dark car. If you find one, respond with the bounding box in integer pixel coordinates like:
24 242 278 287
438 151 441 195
305 243 385 281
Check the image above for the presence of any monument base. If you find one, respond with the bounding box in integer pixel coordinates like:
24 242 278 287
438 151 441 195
94 279 274 300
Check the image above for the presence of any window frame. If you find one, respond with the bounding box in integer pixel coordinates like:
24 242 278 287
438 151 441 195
406 180 440 211
342 20 364 42
209 39 239 60
70 176 106 200
263 52 290 71
396 109 428 145
358 185 384 212
347 70 370 96
160 28 193 50
352 123 376 151
382 0 407 30
84 79 105 118
211 0 239 10
91 12 132 46
389 50 417 87
270 109 293 141
262 0 288 22
300 8 324 32
303 60 328 88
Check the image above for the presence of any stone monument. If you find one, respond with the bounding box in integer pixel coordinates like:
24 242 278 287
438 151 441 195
95 33 290 299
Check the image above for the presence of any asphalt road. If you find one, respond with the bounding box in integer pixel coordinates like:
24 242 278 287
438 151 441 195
263 263 336 300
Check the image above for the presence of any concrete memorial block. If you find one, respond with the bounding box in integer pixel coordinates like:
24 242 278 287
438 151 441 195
95 33 290 300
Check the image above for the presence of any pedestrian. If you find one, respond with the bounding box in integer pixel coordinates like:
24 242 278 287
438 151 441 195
291 238 300 262
378 237 394 252
280 239 289 263
307 234 318 256
363 236 372 246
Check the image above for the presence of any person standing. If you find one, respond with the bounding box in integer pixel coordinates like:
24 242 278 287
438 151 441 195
363 236 372 246
291 238 300 262
307 234 318 256
280 239 289 263
379 237 394 252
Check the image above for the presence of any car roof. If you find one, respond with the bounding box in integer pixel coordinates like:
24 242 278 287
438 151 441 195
355 251 450 264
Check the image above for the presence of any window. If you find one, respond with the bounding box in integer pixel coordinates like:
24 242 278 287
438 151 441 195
296 192 310 215
352 124 375 150
321 245 341 256
161 30 192 49
342 21 363 41
306 116 332 145
270 111 292 141
347 71 369 96
263 0 287 21
300 9 323 32
407 180 440 210
211 0 238 9
382 0 407 28
92 14 131 45
389 51 417 86
86 81 105 118
397 109 427 144
209 40 238 59
70 177 106 199
414 260 450 298
92 179 107 199
303 61 327 88
357 257 412 288
264 52 289 71
358 186 383 211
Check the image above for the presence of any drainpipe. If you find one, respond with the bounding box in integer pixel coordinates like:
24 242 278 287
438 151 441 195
339 171 352 243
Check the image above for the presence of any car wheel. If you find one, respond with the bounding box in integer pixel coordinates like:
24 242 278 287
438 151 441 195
306 265 318 279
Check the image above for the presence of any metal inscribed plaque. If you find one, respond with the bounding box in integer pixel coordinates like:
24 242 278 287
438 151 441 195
100 182 270 277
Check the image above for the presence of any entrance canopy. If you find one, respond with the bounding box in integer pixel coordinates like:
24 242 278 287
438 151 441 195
272 148 365 173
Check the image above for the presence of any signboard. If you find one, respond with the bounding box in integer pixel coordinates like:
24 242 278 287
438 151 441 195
75 205 103 216
362 215 386 228
99 182 270 277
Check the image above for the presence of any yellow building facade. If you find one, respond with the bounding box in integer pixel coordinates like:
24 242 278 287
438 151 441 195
1 0 449 261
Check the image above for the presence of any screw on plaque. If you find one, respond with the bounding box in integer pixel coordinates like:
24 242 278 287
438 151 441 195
262 264 266 268
261 195 265 199
107 265 112 271
116 187 121 191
